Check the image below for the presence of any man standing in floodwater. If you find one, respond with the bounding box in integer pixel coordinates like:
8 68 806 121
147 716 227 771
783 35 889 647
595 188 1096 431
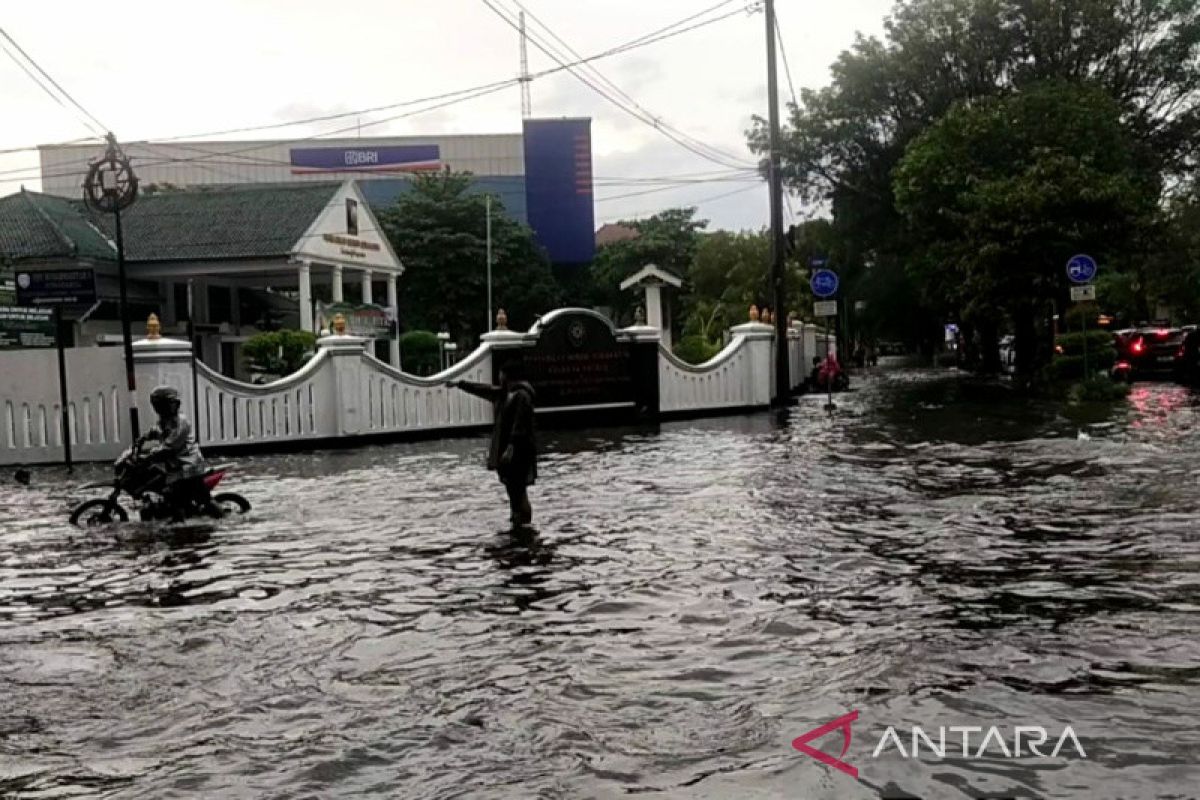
448 360 537 526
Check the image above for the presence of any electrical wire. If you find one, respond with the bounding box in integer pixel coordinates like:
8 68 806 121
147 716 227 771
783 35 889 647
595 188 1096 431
773 10 799 110
480 0 759 171
512 0 755 169
0 26 107 136
0 4 760 185
596 175 760 202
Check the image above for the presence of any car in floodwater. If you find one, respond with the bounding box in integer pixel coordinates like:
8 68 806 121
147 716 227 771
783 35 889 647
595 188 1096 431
1112 324 1189 380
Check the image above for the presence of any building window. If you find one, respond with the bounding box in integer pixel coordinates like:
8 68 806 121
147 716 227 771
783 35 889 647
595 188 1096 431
346 198 359 236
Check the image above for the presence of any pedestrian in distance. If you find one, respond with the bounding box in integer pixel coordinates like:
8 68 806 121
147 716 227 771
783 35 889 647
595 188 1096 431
447 360 538 527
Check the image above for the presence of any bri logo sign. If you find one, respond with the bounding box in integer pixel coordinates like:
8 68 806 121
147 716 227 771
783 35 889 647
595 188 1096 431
289 145 441 174
791 711 1086 780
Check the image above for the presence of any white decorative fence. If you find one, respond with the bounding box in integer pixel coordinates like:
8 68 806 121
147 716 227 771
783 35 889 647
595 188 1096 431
0 347 129 465
659 321 774 414
0 313 835 466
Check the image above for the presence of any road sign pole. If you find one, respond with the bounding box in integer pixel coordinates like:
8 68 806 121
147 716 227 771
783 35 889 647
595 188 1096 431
54 306 72 473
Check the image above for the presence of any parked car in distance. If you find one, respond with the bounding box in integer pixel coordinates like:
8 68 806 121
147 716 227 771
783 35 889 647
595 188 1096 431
1113 324 1188 379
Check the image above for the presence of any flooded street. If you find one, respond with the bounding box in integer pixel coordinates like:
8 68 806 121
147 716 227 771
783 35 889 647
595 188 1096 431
3 367 1199 799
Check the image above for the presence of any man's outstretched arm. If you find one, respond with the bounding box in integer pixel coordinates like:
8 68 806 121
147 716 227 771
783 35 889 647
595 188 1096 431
448 380 504 403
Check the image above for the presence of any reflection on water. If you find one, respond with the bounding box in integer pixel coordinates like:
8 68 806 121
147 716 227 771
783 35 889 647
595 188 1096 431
2 371 1200 798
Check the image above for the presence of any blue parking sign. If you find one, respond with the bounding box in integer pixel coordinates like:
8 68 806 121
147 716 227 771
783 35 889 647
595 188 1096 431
810 269 839 298
1066 254 1098 284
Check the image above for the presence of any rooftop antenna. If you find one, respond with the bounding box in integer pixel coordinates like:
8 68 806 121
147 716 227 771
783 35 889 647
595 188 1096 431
519 11 532 118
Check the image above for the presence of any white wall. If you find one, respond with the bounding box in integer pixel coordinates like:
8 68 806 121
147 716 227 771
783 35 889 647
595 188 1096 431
0 347 128 464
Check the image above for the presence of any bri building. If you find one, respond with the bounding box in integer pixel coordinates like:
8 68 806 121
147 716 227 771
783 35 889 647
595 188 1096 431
36 117 595 266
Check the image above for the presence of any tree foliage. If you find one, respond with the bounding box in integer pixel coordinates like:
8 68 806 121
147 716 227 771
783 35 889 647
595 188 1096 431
748 0 1200 356
378 171 561 345
591 208 707 323
242 330 317 377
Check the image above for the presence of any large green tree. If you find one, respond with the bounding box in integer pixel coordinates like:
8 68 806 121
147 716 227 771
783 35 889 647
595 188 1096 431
894 83 1159 376
749 0 1200 349
377 171 560 343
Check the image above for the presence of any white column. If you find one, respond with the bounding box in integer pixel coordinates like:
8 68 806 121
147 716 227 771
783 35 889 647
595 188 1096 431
332 264 344 302
361 269 373 305
644 283 663 332
298 262 313 333
386 273 400 368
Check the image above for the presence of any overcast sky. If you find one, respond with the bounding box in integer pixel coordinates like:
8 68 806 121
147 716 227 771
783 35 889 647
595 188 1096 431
0 0 893 230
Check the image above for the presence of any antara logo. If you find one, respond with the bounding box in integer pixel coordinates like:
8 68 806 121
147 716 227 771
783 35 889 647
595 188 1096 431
792 711 1086 780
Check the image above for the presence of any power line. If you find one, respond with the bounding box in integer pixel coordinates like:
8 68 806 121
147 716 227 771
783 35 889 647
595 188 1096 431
0 40 101 138
773 10 798 109
596 175 760 202
480 0 759 171
0 5 760 185
512 0 755 169
0 26 107 136
597 181 761 221
0 82 515 184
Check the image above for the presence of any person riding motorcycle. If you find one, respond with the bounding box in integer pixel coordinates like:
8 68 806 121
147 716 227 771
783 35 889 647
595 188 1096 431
140 386 220 517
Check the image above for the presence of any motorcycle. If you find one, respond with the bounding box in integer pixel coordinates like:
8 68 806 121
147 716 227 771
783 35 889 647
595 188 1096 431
69 439 251 528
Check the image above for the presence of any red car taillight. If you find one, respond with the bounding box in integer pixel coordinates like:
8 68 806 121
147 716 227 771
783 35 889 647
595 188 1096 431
1131 337 1146 355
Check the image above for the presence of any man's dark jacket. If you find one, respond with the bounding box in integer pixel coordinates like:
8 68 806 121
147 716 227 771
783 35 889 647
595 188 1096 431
456 380 537 485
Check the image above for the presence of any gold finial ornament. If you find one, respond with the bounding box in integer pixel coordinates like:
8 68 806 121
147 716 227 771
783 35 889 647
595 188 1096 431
332 313 347 335
749 305 760 322
146 313 161 339
496 308 508 330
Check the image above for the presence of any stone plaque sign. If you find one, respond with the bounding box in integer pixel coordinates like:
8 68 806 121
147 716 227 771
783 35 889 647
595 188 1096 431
496 311 636 410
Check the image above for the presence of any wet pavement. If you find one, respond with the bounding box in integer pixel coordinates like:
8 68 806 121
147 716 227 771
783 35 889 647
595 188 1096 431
2 368 1199 799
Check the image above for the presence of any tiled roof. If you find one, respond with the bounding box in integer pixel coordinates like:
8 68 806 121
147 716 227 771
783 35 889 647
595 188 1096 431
0 189 114 262
83 182 341 262
595 223 640 247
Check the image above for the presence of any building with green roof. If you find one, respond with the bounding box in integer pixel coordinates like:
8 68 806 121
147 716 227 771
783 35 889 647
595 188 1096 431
0 180 404 375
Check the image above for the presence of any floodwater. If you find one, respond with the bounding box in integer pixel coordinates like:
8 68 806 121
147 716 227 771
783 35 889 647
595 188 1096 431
2 367 1199 799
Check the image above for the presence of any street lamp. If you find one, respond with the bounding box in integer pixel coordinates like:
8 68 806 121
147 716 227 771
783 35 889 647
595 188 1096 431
83 134 140 441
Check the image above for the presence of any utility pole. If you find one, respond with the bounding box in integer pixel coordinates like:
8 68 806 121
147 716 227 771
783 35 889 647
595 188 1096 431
519 11 532 118
765 0 789 402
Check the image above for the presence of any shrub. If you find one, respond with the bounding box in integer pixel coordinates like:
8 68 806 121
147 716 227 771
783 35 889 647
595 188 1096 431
1068 375 1131 403
243 330 316 376
1047 331 1116 381
673 335 722 365
401 330 442 375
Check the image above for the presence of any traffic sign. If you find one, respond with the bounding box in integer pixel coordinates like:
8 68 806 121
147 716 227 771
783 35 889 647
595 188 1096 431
809 256 829 268
15 268 97 306
1070 284 1097 302
1066 254 1098 284
811 269 839 298
814 300 838 317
